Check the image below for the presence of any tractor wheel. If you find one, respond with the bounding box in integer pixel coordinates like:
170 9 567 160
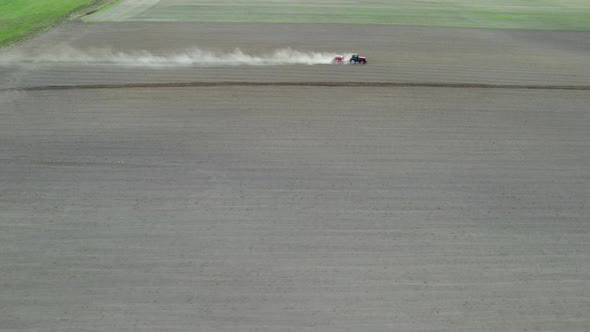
349 59 356 64
361 60 366 64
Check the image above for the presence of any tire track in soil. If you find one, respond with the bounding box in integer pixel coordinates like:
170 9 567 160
4 81 590 92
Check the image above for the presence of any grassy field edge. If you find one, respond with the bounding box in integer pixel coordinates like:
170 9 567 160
0 0 118 48
94 0 123 14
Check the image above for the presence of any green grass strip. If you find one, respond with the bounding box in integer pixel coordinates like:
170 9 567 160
0 0 115 47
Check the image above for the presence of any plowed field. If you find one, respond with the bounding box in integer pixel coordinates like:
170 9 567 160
1 4 589 332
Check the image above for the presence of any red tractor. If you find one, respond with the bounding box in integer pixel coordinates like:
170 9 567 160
349 53 367 64
332 53 367 64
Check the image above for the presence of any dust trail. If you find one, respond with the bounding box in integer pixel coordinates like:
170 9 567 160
0 45 338 67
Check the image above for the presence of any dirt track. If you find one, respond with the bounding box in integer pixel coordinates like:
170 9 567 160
1 22 589 331
5 81 590 92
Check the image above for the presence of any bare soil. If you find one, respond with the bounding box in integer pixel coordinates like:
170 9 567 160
2 22 589 90
0 22 589 331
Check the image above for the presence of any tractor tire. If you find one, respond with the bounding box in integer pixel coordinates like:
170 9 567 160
350 59 356 64
361 60 367 64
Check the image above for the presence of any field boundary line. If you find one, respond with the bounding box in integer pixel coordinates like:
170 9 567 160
3 82 590 92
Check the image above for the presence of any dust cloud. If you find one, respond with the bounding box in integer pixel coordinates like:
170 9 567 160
0 45 338 66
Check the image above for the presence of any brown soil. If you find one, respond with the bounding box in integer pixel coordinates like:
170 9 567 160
1 22 589 331
2 23 589 89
